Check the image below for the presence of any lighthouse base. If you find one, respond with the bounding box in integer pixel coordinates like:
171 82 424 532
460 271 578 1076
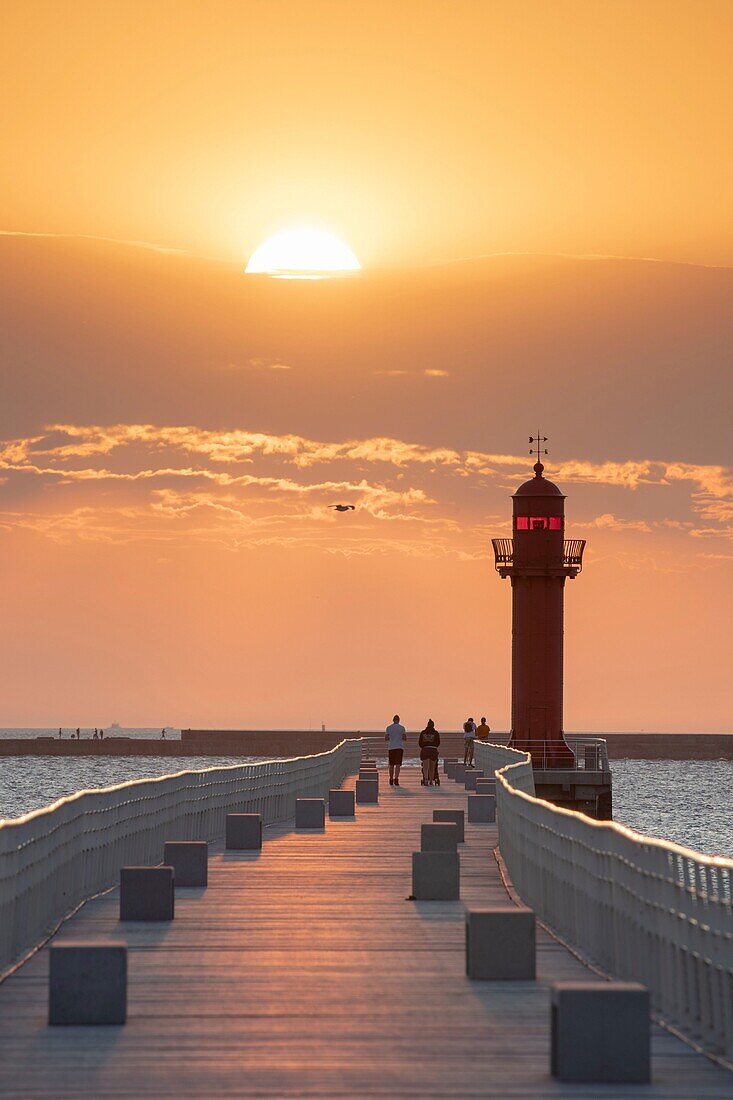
533 769 613 820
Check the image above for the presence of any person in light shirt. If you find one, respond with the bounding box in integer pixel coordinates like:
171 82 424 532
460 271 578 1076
463 717 477 767
385 714 407 787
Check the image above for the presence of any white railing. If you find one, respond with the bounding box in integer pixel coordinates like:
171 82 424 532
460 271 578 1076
475 740 733 1065
0 738 360 976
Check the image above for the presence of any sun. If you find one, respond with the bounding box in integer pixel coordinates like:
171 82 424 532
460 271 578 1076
245 226 361 278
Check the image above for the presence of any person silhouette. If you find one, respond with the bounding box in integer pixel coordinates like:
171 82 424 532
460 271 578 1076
463 717 477 766
419 719 440 786
385 714 406 787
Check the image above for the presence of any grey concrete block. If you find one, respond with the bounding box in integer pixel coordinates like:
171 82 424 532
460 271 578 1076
475 778 496 795
359 770 379 784
551 982 650 1083
443 757 457 774
453 763 466 783
120 866 174 921
49 941 127 1025
163 841 208 887
356 779 379 804
465 907 536 979
412 851 460 900
421 823 459 852
464 769 485 791
295 798 325 828
225 813 262 850
468 794 496 823
433 809 465 843
329 789 355 817
445 761 458 778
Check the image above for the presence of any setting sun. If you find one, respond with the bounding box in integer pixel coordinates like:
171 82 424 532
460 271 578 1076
245 227 361 278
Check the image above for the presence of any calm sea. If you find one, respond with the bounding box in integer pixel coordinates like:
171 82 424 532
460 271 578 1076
0 729 730 858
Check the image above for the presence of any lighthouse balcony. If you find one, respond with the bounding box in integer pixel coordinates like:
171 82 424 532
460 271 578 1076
491 538 586 578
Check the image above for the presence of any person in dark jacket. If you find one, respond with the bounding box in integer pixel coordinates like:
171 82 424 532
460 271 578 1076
419 719 441 786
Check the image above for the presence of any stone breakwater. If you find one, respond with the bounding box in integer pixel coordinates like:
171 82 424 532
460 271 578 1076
0 731 730 759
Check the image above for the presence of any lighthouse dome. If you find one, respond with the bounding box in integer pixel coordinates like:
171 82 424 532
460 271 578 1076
513 461 564 498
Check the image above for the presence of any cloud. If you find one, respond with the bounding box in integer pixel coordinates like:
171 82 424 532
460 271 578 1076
373 368 450 379
1 423 732 553
588 513 652 533
242 358 293 371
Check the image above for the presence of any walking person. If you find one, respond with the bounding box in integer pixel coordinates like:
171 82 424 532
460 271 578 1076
418 719 440 786
463 717 477 767
385 714 407 787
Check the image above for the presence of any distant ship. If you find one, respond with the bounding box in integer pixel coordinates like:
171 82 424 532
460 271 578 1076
107 722 122 732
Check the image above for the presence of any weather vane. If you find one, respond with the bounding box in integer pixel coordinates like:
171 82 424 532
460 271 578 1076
529 432 548 466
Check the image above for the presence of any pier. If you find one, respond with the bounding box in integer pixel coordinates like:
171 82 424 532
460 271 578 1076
0 739 730 1096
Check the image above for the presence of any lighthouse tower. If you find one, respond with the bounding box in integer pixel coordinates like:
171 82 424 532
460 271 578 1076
492 436 586 769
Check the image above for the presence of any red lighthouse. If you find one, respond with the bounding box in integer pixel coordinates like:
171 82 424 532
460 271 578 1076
492 437 586 769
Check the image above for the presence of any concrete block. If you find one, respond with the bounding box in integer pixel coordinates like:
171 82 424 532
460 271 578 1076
295 798 325 828
225 813 262 850
445 761 458 778
468 794 496 823
356 779 379 804
475 779 496 795
464 769 485 791
420 822 459 852
551 982 650 1083
329 789 355 817
359 770 379 784
465 907 536 979
163 841 208 887
120 866 174 921
433 809 465 842
412 851 460 900
453 763 466 783
49 941 127 1025
443 757 457 774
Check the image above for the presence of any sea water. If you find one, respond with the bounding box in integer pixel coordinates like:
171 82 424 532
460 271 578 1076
0 730 730 858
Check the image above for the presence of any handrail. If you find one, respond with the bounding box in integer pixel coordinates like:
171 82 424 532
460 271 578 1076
490 537 586 574
0 739 361 977
475 740 733 1066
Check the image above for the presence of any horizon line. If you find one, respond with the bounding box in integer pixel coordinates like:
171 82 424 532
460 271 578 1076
1 229 732 274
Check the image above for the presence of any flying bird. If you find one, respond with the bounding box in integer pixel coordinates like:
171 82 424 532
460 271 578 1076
331 504 356 512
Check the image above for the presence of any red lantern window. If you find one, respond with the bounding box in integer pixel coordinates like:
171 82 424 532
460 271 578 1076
515 516 563 531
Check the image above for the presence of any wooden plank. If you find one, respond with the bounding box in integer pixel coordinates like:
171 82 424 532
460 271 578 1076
0 767 728 1098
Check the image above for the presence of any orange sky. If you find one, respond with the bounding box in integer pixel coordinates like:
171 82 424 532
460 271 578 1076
0 3 732 731
2 1 732 267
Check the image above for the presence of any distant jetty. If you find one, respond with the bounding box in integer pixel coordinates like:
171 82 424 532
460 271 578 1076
0 730 730 760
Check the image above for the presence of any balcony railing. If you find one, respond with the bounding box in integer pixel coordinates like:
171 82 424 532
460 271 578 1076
491 538 586 574
563 539 586 570
492 538 514 566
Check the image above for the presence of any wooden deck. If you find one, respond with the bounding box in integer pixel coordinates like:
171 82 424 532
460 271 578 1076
0 767 729 1098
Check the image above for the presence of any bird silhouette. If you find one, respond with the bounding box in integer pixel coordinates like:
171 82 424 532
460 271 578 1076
331 504 356 512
